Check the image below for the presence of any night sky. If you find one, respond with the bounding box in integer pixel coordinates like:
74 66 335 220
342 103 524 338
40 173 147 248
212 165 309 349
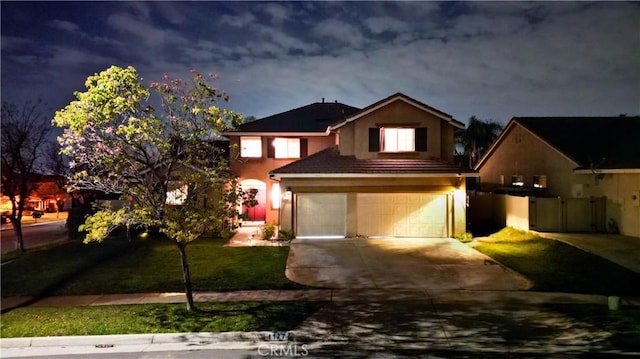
2 1 639 125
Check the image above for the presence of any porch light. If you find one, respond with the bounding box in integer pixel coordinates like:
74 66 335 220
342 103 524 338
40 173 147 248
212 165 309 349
271 183 282 209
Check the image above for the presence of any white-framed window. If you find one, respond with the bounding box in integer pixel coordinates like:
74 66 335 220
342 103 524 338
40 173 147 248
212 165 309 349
273 138 300 159
382 128 415 152
271 183 281 209
511 175 524 187
533 175 547 189
240 136 262 158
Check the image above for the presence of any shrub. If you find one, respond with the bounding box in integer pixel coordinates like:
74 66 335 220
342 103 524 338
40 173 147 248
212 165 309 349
261 223 277 240
456 232 474 243
278 229 295 241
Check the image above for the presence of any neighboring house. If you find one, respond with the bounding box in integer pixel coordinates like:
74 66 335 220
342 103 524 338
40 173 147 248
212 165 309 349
268 93 476 238
475 116 640 237
224 100 361 224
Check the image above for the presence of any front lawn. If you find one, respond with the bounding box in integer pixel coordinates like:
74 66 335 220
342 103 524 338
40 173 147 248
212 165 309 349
473 228 640 296
1 236 302 297
0 301 325 338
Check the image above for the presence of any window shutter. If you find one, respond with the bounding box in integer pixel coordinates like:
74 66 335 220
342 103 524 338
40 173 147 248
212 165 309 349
369 128 380 152
300 138 308 158
267 137 275 158
415 127 428 151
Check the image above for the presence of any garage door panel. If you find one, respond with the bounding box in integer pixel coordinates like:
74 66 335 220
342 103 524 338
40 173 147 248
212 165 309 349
297 194 346 237
357 193 447 237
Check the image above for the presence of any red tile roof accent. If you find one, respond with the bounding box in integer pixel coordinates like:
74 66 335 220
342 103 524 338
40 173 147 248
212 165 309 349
270 146 476 175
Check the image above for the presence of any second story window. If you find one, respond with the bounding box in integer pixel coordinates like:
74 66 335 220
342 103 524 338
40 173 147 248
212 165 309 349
382 128 415 152
240 136 262 158
369 127 427 153
273 138 300 159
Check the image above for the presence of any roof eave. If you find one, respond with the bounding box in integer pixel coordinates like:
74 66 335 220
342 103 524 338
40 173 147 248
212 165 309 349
474 118 581 170
574 168 640 174
330 94 462 131
222 130 332 137
270 172 480 179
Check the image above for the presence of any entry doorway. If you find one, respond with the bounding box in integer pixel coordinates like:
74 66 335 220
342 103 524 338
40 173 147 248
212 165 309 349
240 179 266 221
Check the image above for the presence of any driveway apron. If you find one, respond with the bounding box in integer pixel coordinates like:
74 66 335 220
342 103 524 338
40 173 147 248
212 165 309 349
286 238 531 290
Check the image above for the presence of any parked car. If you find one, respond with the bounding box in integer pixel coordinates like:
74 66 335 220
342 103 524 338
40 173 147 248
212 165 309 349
1 211 10 224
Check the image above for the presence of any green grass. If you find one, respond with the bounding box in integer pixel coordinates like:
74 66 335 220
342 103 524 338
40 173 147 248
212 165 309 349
1 236 303 297
474 228 640 296
0 301 326 338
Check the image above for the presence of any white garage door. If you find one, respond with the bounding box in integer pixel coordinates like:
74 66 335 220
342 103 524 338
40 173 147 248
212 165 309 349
357 193 448 237
296 193 346 238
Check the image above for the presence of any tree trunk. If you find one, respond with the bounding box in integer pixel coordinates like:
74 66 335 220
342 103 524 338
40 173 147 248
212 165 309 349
12 219 24 253
177 243 195 311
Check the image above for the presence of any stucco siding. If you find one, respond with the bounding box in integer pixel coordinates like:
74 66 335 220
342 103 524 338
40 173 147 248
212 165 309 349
577 173 640 237
478 124 577 196
340 100 446 160
229 134 336 224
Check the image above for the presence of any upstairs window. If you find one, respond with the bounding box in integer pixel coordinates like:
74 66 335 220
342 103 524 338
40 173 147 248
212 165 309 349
267 138 308 159
382 128 415 152
273 138 300 159
240 136 262 158
369 127 427 152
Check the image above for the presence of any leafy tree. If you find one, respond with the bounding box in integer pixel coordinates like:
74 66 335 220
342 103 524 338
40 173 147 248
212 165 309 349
1 100 52 253
53 66 246 310
456 116 503 168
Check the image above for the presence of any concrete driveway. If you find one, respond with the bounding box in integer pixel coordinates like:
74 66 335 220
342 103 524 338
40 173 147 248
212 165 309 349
286 238 531 290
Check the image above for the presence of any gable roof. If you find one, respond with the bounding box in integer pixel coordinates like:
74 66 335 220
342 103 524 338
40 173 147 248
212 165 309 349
476 116 640 170
226 101 360 135
330 92 465 130
270 146 477 178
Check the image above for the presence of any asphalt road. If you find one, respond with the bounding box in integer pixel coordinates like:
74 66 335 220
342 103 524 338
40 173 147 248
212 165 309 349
1 219 68 254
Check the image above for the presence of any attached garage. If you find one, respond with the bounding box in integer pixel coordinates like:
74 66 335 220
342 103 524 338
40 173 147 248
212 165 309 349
296 193 347 238
357 193 448 237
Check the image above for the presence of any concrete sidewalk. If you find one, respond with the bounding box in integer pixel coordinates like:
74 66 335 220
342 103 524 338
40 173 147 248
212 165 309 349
539 232 640 273
4 288 640 310
2 290 640 358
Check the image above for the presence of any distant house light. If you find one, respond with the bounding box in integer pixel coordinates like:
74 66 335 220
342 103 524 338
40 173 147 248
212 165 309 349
511 175 524 187
533 175 547 189
166 183 188 205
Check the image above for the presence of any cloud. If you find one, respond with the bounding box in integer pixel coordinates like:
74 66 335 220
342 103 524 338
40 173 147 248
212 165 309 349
261 3 289 24
47 19 81 34
220 12 256 28
106 12 189 48
313 18 365 48
364 16 410 35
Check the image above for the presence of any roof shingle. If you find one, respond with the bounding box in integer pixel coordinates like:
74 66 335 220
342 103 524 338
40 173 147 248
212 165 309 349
270 146 475 176
233 102 360 133
514 116 640 169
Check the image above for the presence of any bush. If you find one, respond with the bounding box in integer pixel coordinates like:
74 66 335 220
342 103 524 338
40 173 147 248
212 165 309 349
261 223 276 240
456 232 473 243
278 229 295 241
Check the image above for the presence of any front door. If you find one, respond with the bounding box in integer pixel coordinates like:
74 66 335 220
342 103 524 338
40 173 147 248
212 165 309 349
241 180 267 221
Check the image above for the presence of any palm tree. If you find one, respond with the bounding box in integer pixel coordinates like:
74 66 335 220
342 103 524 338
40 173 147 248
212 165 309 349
456 116 503 168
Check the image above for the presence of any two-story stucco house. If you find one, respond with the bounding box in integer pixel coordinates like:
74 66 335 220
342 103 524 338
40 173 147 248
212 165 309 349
475 116 640 237
257 93 477 239
224 100 360 224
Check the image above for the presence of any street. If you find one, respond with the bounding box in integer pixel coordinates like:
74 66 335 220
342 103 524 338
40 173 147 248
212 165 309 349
4 299 639 358
1 213 68 254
